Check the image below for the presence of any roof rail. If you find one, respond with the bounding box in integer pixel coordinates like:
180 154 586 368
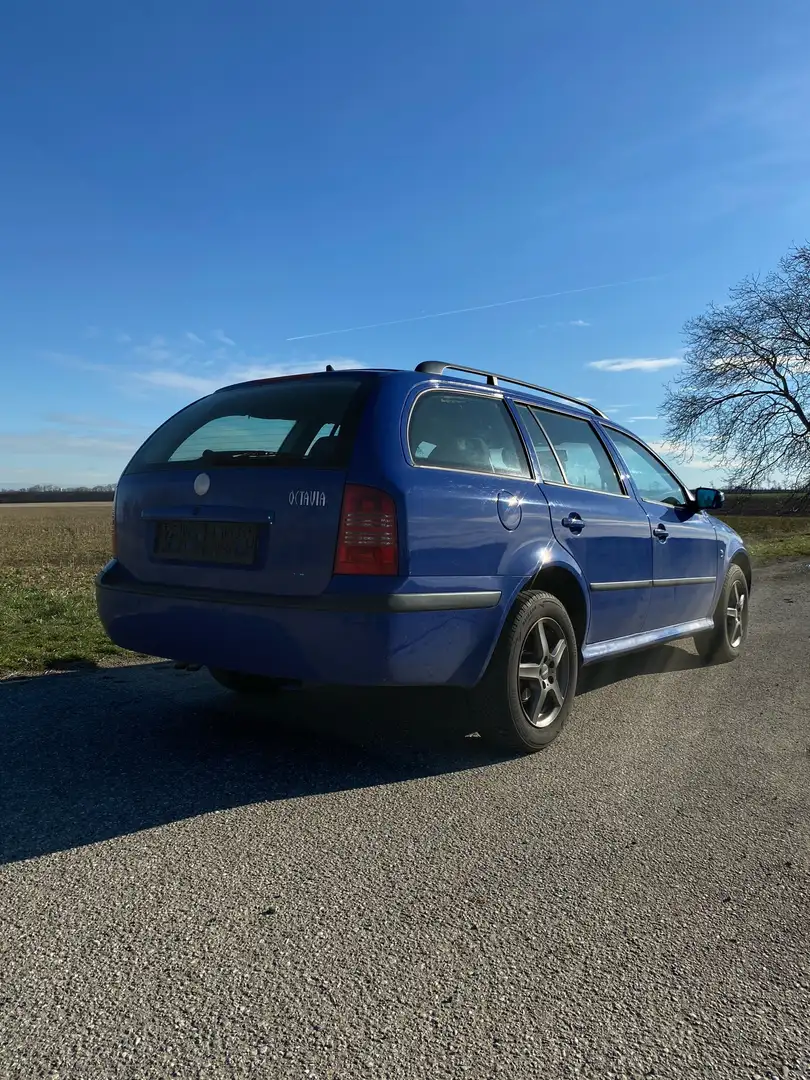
414 362 607 418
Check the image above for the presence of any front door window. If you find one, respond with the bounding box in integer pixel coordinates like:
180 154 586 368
606 431 688 507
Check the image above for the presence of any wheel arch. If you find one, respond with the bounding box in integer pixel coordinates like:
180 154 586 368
525 562 589 649
729 547 753 593
465 554 590 688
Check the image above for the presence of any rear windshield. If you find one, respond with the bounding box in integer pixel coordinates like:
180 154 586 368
124 375 370 473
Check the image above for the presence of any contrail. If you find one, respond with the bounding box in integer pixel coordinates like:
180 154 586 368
285 274 660 341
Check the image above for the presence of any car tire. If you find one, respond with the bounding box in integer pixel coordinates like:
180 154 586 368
694 563 750 664
468 590 578 754
208 668 286 696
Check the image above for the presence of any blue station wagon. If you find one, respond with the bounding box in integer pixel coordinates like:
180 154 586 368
96 362 752 752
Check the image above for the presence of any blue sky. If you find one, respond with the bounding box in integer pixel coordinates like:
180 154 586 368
1 0 809 488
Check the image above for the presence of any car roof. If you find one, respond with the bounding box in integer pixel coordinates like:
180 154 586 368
213 368 396 394
214 366 638 434
420 374 598 420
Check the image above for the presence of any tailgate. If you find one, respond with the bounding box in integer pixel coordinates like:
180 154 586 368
115 373 373 597
116 467 347 596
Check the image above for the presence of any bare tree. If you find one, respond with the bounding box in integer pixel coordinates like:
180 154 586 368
663 245 810 495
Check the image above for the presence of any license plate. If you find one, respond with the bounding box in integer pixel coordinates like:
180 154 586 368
154 520 258 565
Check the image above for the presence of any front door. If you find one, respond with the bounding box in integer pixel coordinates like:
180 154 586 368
604 429 720 630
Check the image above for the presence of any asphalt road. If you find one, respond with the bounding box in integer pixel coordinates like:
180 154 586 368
1 562 808 1080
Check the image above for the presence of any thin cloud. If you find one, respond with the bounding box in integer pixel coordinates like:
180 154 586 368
589 357 681 372
131 336 194 367
213 329 237 347
115 333 132 344
629 415 659 421
42 332 361 411
186 332 206 345
649 440 719 473
41 351 113 375
712 353 810 374
135 370 219 395
44 412 137 431
133 343 189 366
135 357 362 397
0 431 139 457
1 463 122 487
568 319 590 327
286 274 660 341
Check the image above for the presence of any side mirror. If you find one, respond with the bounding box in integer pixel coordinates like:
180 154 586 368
693 487 724 511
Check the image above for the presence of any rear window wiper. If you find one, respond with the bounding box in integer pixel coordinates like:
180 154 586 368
200 449 302 465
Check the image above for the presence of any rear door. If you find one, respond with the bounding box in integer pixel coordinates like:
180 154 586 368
602 428 719 629
517 405 653 643
115 374 373 597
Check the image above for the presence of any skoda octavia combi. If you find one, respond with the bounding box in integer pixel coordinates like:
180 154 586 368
97 362 751 752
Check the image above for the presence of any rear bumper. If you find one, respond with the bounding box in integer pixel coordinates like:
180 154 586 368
95 563 504 687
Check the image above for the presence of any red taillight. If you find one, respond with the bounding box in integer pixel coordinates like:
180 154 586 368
334 484 398 576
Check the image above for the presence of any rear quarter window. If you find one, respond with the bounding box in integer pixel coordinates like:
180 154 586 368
125 376 369 473
408 390 531 478
514 404 565 484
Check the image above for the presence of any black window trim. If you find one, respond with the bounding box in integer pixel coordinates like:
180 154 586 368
510 401 569 486
406 387 536 481
511 399 630 499
602 425 691 508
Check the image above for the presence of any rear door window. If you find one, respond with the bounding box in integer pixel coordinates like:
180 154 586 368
125 376 368 473
531 408 624 495
408 391 531 478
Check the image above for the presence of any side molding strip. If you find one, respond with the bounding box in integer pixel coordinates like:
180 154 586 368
590 579 652 591
590 576 716 591
653 576 716 588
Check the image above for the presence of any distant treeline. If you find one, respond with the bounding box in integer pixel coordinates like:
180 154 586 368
719 490 809 516
723 487 804 495
0 487 116 504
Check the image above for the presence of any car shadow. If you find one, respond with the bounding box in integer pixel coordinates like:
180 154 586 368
577 642 703 694
0 667 508 866
0 642 701 866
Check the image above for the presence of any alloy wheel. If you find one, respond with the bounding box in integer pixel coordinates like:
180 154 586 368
726 579 747 649
517 617 571 728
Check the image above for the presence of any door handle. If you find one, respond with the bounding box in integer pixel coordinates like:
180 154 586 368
561 513 585 533
653 524 669 541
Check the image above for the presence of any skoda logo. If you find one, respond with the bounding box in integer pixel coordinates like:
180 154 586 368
194 473 210 496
